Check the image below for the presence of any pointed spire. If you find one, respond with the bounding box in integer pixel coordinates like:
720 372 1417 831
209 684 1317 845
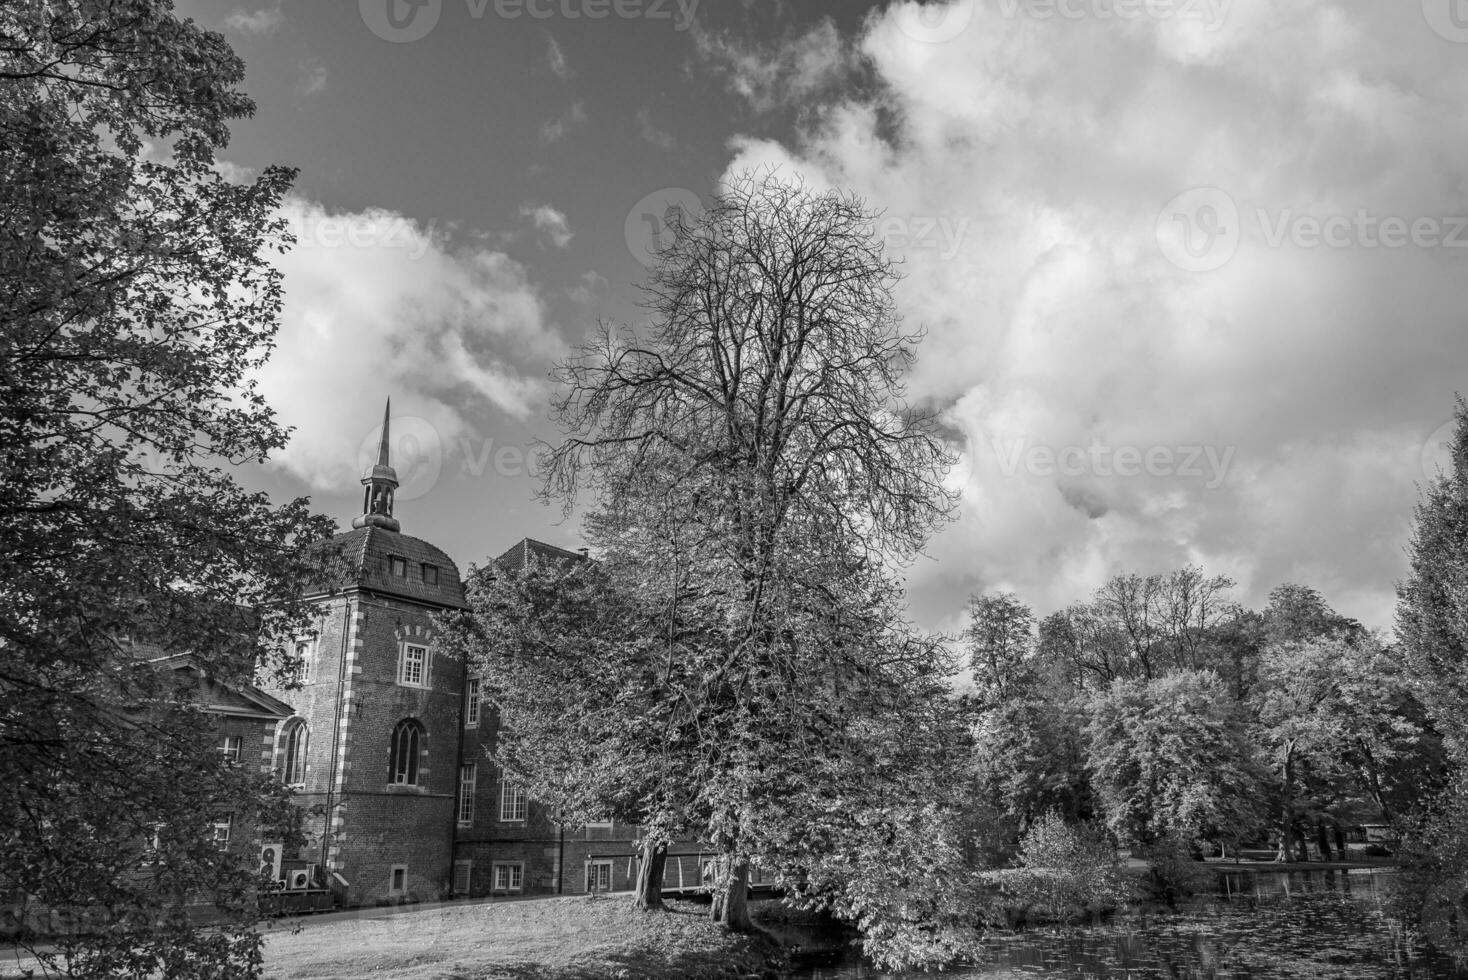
377 397 392 468
353 397 401 532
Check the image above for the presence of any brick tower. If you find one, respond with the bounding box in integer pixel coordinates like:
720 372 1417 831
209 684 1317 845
263 400 469 905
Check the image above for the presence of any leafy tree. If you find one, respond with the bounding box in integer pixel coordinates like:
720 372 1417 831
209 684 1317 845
537 172 958 953
1085 671 1262 852
963 591 1035 703
1398 396 1468 759
1 3 329 976
971 687 1090 842
439 554 702 910
1251 636 1423 860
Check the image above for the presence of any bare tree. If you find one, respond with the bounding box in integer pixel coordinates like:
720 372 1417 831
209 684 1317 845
539 172 955 934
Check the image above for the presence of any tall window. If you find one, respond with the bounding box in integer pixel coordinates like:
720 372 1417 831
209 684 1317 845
465 678 481 727
398 643 429 687
389 719 425 785
499 780 527 822
388 555 408 578
458 764 476 825
421 563 439 586
290 638 313 685
281 719 309 785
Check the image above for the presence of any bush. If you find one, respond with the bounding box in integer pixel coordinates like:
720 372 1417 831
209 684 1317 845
1002 813 1127 922
1142 834 1213 904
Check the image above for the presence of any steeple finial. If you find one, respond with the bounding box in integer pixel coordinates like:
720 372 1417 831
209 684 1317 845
377 398 391 468
353 397 401 532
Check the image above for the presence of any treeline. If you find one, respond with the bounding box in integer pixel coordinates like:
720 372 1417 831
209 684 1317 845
962 574 1443 870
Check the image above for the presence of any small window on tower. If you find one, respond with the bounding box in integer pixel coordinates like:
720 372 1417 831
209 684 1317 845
388 555 408 578
421 563 439 586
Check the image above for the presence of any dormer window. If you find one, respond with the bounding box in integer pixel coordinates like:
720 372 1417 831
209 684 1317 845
388 555 408 578
421 563 439 586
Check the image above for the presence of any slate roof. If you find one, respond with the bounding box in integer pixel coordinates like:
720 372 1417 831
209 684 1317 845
311 526 469 610
493 538 590 571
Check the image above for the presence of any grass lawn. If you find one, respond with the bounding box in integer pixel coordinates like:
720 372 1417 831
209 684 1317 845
258 895 783 980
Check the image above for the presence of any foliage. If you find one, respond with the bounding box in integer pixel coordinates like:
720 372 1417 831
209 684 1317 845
1003 812 1126 922
1085 671 1262 848
532 172 966 962
1398 396 1468 760
963 592 1035 703
971 689 1091 844
1139 833 1214 903
0 2 330 976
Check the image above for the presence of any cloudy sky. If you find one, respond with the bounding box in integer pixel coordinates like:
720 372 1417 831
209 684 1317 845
181 0 1468 637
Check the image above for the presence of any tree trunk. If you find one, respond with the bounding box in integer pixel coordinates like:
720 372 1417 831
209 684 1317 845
1315 820 1332 862
712 856 752 933
634 840 667 910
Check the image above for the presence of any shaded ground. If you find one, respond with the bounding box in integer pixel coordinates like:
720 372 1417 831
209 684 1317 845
258 895 782 980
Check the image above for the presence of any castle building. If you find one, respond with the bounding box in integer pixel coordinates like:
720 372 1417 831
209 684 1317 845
258 403 708 906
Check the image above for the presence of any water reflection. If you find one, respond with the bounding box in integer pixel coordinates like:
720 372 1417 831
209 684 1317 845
799 870 1462 979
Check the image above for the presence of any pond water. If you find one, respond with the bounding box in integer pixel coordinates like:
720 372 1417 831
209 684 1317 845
792 870 1464 979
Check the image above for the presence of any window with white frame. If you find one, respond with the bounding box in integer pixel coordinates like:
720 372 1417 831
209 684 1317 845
218 735 241 763
211 814 232 851
499 780 527 822
398 643 429 687
465 677 480 727
458 764 476 825
586 859 613 893
491 862 523 892
290 638 313 685
388 718 425 785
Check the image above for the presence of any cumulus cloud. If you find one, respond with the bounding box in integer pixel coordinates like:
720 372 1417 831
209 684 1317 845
298 58 328 96
223 4 283 35
546 36 572 79
540 102 587 143
719 0 1468 632
635 107 677 150
255 199 565 493
695 18 851 113
521 203 574 248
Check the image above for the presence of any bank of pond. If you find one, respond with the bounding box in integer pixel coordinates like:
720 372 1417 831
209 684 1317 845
777 868 1462 979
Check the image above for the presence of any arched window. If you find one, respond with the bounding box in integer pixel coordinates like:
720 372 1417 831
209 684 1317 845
389 719 425 785
281 719 309 786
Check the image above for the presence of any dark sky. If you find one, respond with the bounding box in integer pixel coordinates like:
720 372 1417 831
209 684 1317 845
180 0 1468 638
